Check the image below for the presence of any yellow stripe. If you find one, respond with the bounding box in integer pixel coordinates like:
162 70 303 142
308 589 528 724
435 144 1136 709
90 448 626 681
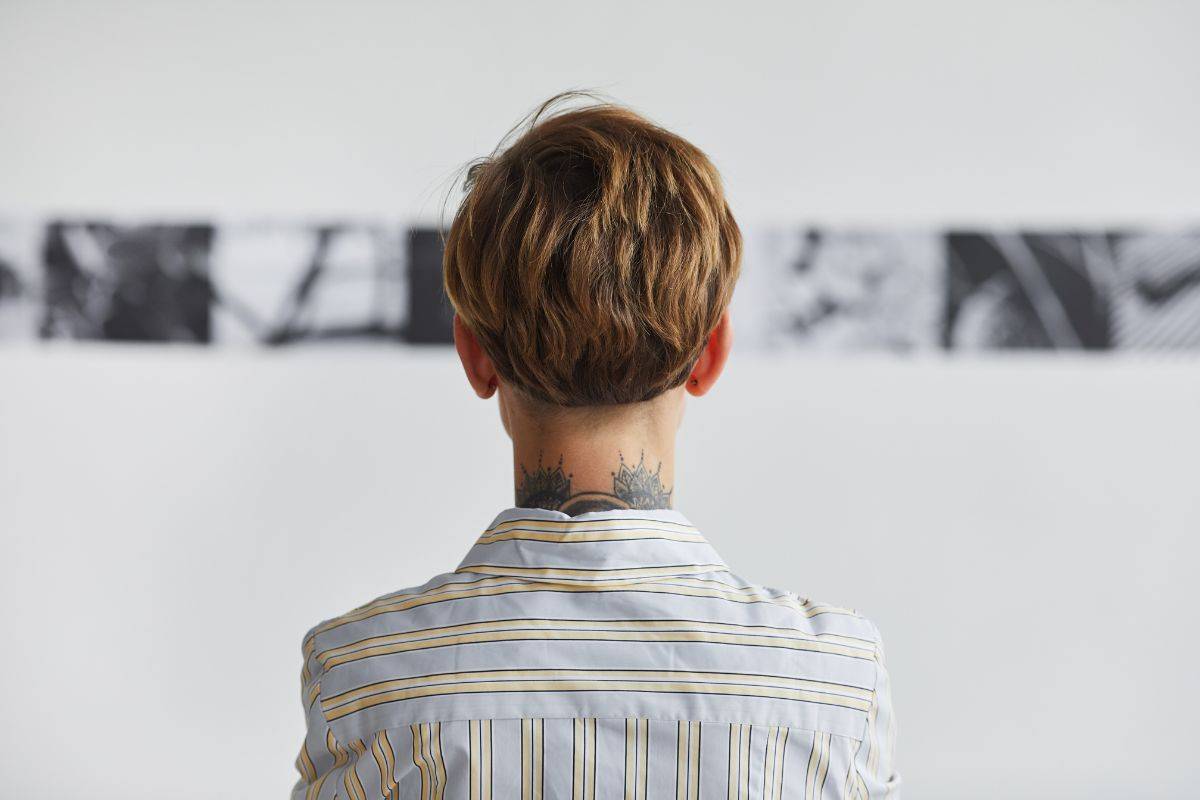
727 725 739 800
314 576 512 630
522 719 544 800
324 668 870 718
535 719 545 800
297 742 317 782
521 721 532 800
481 720 493 800
458 563 727 581
421 723 436 800
676 721 702 800
804 733 820 800
734 724 744 800
296 740 323 800
478 528 706 544
305 771 326 800
410 724 430 800
844 739 861 800
343 739 367 800
625 720 637 800
572 719 585 800
372 730 397 799
312 575 853 635
318 617 874 669
764 727 778 800
469 721 489 800
468 719 487 800
777 724 787 800
483 517 699 535
328 728 349 768
470 721 480 800
326 667 873 707
383 730 399 798
423 723 435 800
689 722 701 800
587 719 597 800
311 551 858 634
371 735 388 797
431 722 446 800
312 575 854 638
637 719 648 800
815 733 831 798
334 674 868 720
677 722 688 800
420 723 433 800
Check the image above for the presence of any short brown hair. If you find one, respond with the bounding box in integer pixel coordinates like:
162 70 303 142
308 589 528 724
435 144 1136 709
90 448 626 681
443 94 742 407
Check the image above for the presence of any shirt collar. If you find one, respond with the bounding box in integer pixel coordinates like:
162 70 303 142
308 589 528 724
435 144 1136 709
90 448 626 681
455 506 730 583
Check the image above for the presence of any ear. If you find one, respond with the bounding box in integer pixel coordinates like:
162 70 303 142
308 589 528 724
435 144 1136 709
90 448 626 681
453 314 499 399
686 310 734 397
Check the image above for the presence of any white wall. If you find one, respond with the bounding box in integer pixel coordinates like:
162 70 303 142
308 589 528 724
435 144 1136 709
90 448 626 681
2 0 1200 225
1 349 1198 800
2 2 1200 798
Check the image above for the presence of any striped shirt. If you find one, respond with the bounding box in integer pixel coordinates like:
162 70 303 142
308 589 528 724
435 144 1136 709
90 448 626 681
291 507 900 799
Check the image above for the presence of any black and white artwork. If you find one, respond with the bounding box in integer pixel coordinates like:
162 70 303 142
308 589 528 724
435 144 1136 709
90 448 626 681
0 220 40 341
0 220 455 347
210 222 408 345
944 232 1113 350
41 221 215 343
757 229 943 351
1 218 1198 352
1110 231 1200 348
406 228 455 345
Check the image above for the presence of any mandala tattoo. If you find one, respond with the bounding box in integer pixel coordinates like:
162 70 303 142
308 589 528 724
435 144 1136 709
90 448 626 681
515 452 573 510
516 450 672 515
611 451 673 509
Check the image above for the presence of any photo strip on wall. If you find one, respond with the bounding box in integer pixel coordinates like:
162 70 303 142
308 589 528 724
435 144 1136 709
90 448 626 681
1 219 1198 351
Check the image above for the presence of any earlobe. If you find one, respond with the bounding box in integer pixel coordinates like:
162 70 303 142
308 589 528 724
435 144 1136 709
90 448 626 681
453 314 500 400
685 311 733 398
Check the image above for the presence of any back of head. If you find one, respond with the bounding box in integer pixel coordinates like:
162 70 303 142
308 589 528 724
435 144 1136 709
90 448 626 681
443 93 742 407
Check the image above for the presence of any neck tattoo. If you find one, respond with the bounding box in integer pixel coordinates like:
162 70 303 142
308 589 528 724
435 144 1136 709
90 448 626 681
516 450 673 516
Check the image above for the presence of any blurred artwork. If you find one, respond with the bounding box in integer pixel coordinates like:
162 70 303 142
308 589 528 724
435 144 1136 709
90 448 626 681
0 220 41 342
944 232 1113 349
406 228 454 344
210 222 408 345
41 221 215 343
2 218 1199 352
1109 232 1200 348
762 229 943 351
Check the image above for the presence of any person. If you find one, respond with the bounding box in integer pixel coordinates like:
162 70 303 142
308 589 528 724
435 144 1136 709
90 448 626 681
290 94 900 799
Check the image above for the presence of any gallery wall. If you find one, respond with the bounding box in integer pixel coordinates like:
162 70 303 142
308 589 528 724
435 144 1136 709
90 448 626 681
2 2 1199 799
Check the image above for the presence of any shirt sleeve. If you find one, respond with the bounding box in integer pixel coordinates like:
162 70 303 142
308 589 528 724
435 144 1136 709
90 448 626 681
290 629 351 800
854 623 902 798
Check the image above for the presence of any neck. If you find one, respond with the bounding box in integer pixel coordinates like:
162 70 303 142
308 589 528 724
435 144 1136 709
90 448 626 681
506 394 680 516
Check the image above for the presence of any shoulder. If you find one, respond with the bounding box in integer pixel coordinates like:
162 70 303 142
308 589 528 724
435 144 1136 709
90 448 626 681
737 572 886 647
804 596 885 643
299 570 467 665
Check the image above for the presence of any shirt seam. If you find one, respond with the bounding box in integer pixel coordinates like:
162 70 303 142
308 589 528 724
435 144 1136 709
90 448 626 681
333 713 867 743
